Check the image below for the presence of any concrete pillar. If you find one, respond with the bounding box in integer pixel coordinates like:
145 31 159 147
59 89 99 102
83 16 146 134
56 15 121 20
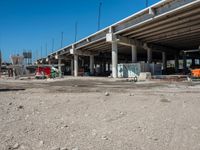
71 59 74 76
81 59 84 67
103 62 106 73
175 54 179 73
58 58 62 77
147 48 152 63
74 54 78 77
183 52 187 74
100 63 103 74
162 52 167 71
112 41 118 78
131 45 137 63
90 55 94 75
192 58 195 66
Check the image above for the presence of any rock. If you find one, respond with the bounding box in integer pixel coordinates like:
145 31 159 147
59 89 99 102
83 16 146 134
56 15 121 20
72 147 78 150
52 147 60 150
101 135 109 140
191 126 198 130
39 140 44 146
8 102 12 105
12 143 20 149
105 92 110 96
129 93 134 96
120 111 125 115
92 129 97 136
64 124 69 128
154 138 158 141
160 99 171 103
61 147 68 150
17 105 24 110
61 124 69 129
84 114 89 117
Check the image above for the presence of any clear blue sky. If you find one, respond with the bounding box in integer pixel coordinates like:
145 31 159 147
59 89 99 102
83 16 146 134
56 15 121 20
0 0 159 62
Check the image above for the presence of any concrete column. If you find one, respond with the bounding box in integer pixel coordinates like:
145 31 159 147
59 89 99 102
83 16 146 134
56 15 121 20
147 48 152 63
74 54 78 77
81 59 84 67
112 41 118 78
71 59 74 76
58 58 62 77
131 45 137 63
90 55 94 75
108 63 110 72
183 52 187 74
103 62 106 73
162 52 167 71
192 58 195 66
175 54 179 73
100 63 103 74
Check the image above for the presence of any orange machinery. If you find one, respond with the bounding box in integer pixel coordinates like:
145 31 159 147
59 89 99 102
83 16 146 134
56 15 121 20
191 69 200 78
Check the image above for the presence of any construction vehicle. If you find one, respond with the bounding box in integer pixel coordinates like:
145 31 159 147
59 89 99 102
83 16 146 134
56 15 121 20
35 66 62 79
184 47 200 81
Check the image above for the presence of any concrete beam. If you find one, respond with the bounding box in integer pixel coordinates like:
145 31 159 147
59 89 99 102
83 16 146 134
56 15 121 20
113 35 143 47
145 43 177 54
108 34 177 54
70 47 98 56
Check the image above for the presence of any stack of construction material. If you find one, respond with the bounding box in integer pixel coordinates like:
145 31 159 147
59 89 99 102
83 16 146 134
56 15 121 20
118 63 150 78
118 63 162 78
149 64 162 75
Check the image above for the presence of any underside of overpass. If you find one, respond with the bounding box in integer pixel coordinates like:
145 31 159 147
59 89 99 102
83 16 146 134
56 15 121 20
37 0 200 78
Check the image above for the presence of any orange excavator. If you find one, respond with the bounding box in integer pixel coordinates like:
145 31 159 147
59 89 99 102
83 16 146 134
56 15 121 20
185 48 200 81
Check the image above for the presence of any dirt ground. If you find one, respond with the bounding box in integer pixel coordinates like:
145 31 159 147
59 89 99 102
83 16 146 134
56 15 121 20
0 77 200 150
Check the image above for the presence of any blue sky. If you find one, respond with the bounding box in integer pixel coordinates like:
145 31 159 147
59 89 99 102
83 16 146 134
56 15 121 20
0 0 159 62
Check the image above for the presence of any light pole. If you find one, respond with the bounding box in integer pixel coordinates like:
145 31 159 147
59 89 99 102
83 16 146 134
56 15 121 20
146 0 148 7
61 32 63 48
52 38 54 53
97 2 102 31
74 22 78 42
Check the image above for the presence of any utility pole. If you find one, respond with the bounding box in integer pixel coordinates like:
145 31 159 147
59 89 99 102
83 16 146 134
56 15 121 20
61 32 63 48
97 2 102 31
36 49 39 61
52 38 54 53
45 43 48 56
0 50 2 77
146 0 148 7
41 45 43 58
74 22 78 42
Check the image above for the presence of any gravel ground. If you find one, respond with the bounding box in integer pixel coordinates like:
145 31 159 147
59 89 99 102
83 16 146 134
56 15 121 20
0 77 200 150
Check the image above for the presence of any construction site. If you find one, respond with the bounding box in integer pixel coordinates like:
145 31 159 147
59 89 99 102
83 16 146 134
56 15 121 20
1 0 200 149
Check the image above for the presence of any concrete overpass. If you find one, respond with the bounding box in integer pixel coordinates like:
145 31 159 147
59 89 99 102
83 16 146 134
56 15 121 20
37 0 200 78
